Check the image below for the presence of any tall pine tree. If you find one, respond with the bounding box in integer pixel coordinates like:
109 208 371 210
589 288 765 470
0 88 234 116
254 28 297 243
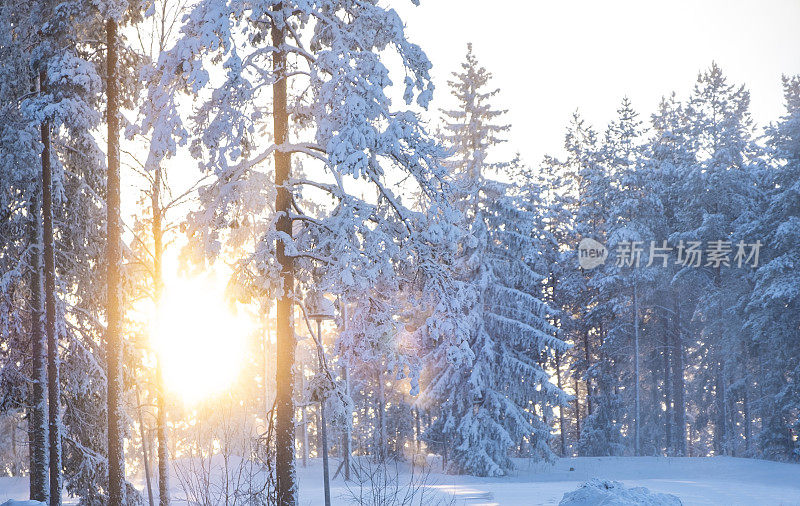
422 45 568 476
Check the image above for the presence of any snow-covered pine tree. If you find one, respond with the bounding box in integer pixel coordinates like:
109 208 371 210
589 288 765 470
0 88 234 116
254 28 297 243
30 0 144 502
22 0 150 503
585 98 659 457
0 5 50 494
0 1 149 502
516 158 576 456
43 2 147 503
146 2 463 500
543 112 624 456
573 174 627 455
421 45 568 476
746 75 800 461
644 93 694 456
678 63 763 456
1 1 125 502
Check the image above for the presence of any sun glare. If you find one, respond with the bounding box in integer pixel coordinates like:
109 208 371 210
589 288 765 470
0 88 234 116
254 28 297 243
150 272 252 404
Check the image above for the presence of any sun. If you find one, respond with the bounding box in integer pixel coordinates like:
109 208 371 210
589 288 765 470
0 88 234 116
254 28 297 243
149 272 252 404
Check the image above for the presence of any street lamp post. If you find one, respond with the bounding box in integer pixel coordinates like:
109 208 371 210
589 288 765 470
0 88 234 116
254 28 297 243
341 299 351 481
307 291 335 506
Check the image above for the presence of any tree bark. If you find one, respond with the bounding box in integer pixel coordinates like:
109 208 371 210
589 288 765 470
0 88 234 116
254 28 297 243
272 6 297 504
672 298 686 456
727 378 737 457
156 364 169 506
341 301 350 480
105 18 126 505
663 317 672 454
11 418 18 476
633 279 640 457
135 388 155 506
574 376 581 443
300 371 308 468
714 368 727 455
413 407 421 453
555 349 566 457
40 66 63 506
28 179 49 503
150 165 170 506
742 373 751 454
582 329 592 417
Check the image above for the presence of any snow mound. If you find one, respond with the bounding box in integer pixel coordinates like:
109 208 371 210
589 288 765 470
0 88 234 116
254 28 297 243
559 479 682 505
1 501 46 506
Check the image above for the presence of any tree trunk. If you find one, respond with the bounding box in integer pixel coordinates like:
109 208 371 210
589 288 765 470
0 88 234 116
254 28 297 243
105 18 126 505
633 279 640 457
672 298 686 456
28 182 49 503
301 371 308 467
264 305 272 414
555 349 566 457
727 379 737 457
574 376 581 444
582 329 592 417
272 6 297 504
715 368 727 455
663 318 672 455
156 365 169 506
377 369 387 461
150 165 170 506
341 301 350 480
40 67 63 506
743 374 751 454
413 407 421 453
11 418 18 476
135 388 155 506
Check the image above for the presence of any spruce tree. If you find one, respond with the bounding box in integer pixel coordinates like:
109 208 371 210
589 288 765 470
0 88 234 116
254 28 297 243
422 45 568 476
747 75 800 460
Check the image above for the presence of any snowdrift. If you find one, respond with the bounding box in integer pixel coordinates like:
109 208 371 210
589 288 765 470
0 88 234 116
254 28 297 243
559 479 683 505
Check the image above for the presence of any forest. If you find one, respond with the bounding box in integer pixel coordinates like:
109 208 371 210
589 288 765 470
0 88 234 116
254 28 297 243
0 0 798 505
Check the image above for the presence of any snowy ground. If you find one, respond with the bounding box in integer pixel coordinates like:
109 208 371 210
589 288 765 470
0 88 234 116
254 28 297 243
1 456 799 505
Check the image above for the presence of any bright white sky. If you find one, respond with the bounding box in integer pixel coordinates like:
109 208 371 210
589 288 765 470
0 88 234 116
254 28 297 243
394 0 800 165
124 0 800 223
